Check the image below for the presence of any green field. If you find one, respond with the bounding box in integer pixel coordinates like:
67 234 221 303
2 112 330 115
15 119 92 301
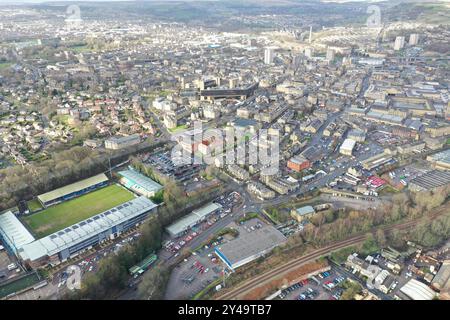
168 124 188 133
0 62 12 70
0 273 40 299
22 185 135 238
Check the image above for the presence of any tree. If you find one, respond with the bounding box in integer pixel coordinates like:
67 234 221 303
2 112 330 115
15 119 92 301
375 229 387 248
340 281 362 300
137 266 170 300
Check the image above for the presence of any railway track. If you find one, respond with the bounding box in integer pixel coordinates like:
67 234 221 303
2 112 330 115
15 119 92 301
217 205 449 300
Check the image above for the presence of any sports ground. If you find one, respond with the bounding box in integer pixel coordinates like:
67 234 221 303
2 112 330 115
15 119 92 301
22 184 135 238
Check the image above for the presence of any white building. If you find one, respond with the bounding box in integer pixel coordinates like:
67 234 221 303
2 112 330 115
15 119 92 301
326 48 335 62
340 138 356 156
264 47 275 65
394 36 405 51
105 134 140 150
409 34 419 46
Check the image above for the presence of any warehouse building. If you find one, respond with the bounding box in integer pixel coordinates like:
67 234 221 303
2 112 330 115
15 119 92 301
340 138 356 156
37 173 109 207
18 196 157 268
104 134 141 150
214 225 286 270
408 170 450 192
432 260 450 291
426 149 450 171
118 168 163 197
290 205 316 222
166 202 222 237
0 211 35 255
287 155 311 172
399 279 436 300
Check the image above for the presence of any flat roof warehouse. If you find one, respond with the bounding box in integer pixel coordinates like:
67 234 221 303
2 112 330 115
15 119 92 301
215 225 286 270
166 203 222 237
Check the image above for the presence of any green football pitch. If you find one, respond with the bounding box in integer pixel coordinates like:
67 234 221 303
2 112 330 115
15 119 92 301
22 184 135 238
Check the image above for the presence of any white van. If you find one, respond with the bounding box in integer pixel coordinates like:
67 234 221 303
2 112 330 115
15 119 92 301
7 263 17 271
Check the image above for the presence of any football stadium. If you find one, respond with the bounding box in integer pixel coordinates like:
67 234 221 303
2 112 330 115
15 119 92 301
22 184 135 238
0 171 160 268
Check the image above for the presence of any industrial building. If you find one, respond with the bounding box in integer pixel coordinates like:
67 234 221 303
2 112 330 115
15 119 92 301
408 170 450 192
340 138 356 156
214 225 286 270
104 134 141 150
290 205 316 222
200 83 258 101
426 149 450 171
37 173 109 207
118 168 163 197
432 260 450 292
17 196 157 268
166 202 222 237
399 279 436 300
287 155 311 172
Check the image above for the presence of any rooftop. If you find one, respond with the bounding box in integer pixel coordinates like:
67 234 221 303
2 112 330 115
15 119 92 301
400 279 436 300
37 173 109 204
410 170 450 190
215 225 286 269
19 196 157 262
294 205 315 216
0 211 35 253
118 168 163 193
166 202 222 236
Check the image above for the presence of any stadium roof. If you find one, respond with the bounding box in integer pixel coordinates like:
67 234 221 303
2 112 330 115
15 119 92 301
215 225 286 269
166 202 222 236
0 211 35 253
18 196 157 262
400 279 436 300
118 169 163 194
37 173 109 204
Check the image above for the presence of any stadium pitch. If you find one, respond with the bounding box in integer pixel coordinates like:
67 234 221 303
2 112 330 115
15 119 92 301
22 184 135 238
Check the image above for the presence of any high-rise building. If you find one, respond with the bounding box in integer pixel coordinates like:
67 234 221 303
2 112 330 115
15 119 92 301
304 47 314 58
229 78 239 89
326 48 335 62
409 34 419 46
394 36 405 51
264 47 275 64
